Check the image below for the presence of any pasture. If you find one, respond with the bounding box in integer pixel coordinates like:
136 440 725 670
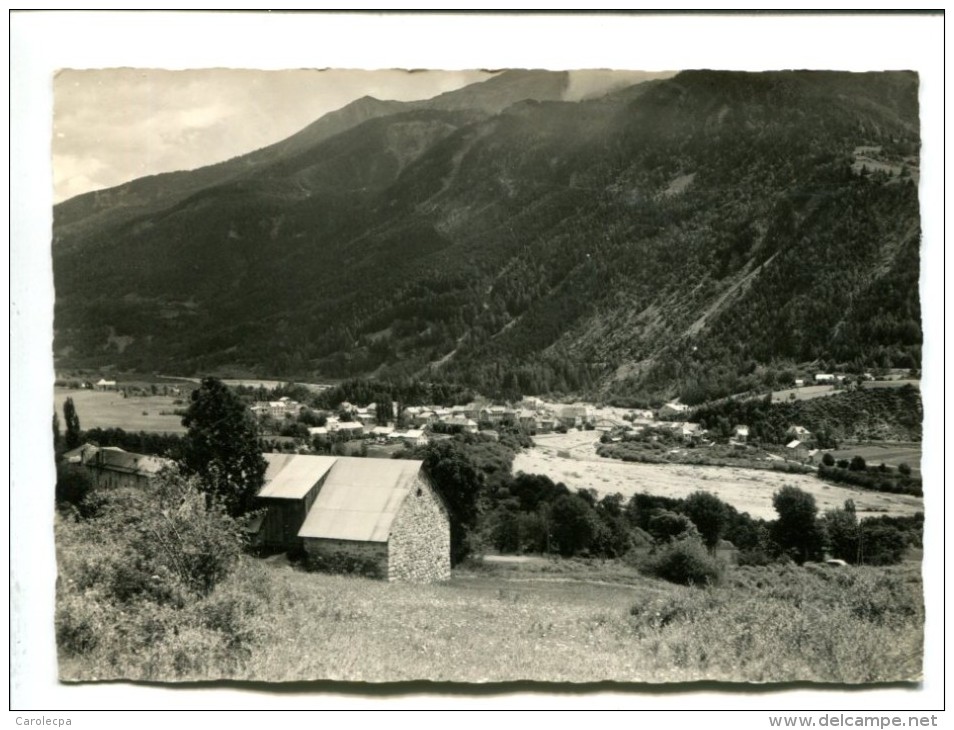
514 432 923 520
828 443 922 474
53 387 187 434
58 554 923 684
771 379 919 403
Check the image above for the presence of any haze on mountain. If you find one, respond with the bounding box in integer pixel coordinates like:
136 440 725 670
52 69 921 405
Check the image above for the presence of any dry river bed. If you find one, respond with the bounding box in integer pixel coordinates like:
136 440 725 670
512 431 924 520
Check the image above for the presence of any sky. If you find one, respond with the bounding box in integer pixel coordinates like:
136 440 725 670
52 68 496 203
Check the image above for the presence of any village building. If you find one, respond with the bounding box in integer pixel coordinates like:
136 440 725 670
814 373 835 383
253 454 450 583
794 378 805 388
401 429 428 447
336 421 364 436
68 444 173 490
443 415 478 433
535 416 556 433
62 442 99 466
786 439 808 459
556 405 591 428
787 425 812 440
94 378 117 391
371 425 395 439
411 410 436 427
355 410 378 427
516 409 538 430
671 422 706 443
733 425 750 441
594 416 628 432
658 402 690 419
268 400 288 419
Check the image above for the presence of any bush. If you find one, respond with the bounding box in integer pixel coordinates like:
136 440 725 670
641 538 724 587
55 592 104 656
55 463 94 510
305 550 384 578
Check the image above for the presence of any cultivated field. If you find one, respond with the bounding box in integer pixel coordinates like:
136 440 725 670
53 387 187 434
514 432 923 520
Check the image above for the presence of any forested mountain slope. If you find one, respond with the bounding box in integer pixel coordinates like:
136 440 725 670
53 70 921 402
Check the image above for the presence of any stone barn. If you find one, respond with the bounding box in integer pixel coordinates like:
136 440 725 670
255 455 451 583
254 453 337 551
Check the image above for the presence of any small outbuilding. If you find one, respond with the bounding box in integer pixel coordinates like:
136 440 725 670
255 454 451 583
76 445 172 489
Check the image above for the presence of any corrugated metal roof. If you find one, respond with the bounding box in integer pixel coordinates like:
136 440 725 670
259 454 337 500
298 457 424 542
262 452 295 482
89 447 173 476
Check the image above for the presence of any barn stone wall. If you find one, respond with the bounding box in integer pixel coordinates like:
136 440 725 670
303 537 388 579
387 475 451 583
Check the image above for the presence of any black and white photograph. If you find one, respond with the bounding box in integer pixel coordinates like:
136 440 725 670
11 10 945 715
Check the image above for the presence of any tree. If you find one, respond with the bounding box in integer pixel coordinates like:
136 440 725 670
771 485 824 563
859 522 907 566
375 400 393 425
180 377 267 517
63 397 82 450
549 494 598 556
417 440 482 564
52 411 62 453
648 510 699 544
821 507 859 563
849 455 867 472
683 491 730 551
898 462 912 477
821 452 836 467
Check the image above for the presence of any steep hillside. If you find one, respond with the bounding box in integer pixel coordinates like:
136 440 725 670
52 70 921 401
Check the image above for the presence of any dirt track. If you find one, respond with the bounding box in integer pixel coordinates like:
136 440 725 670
513 432 924 520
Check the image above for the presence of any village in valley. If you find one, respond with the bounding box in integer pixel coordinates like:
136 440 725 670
56 365 923 577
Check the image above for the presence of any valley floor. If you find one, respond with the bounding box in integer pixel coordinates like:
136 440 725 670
513 432 924 521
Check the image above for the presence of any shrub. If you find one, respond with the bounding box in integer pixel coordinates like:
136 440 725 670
647 511 699 544
641 538 724 587
55 592 104 656
55 463 93 510
305 550 384 578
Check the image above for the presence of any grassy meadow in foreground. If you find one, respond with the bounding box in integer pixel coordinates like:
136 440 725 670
57 544 923 685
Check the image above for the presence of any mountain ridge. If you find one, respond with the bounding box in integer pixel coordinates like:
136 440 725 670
52 69 921 403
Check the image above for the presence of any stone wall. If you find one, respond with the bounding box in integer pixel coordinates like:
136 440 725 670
387 475 451 583
303 537 388 579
